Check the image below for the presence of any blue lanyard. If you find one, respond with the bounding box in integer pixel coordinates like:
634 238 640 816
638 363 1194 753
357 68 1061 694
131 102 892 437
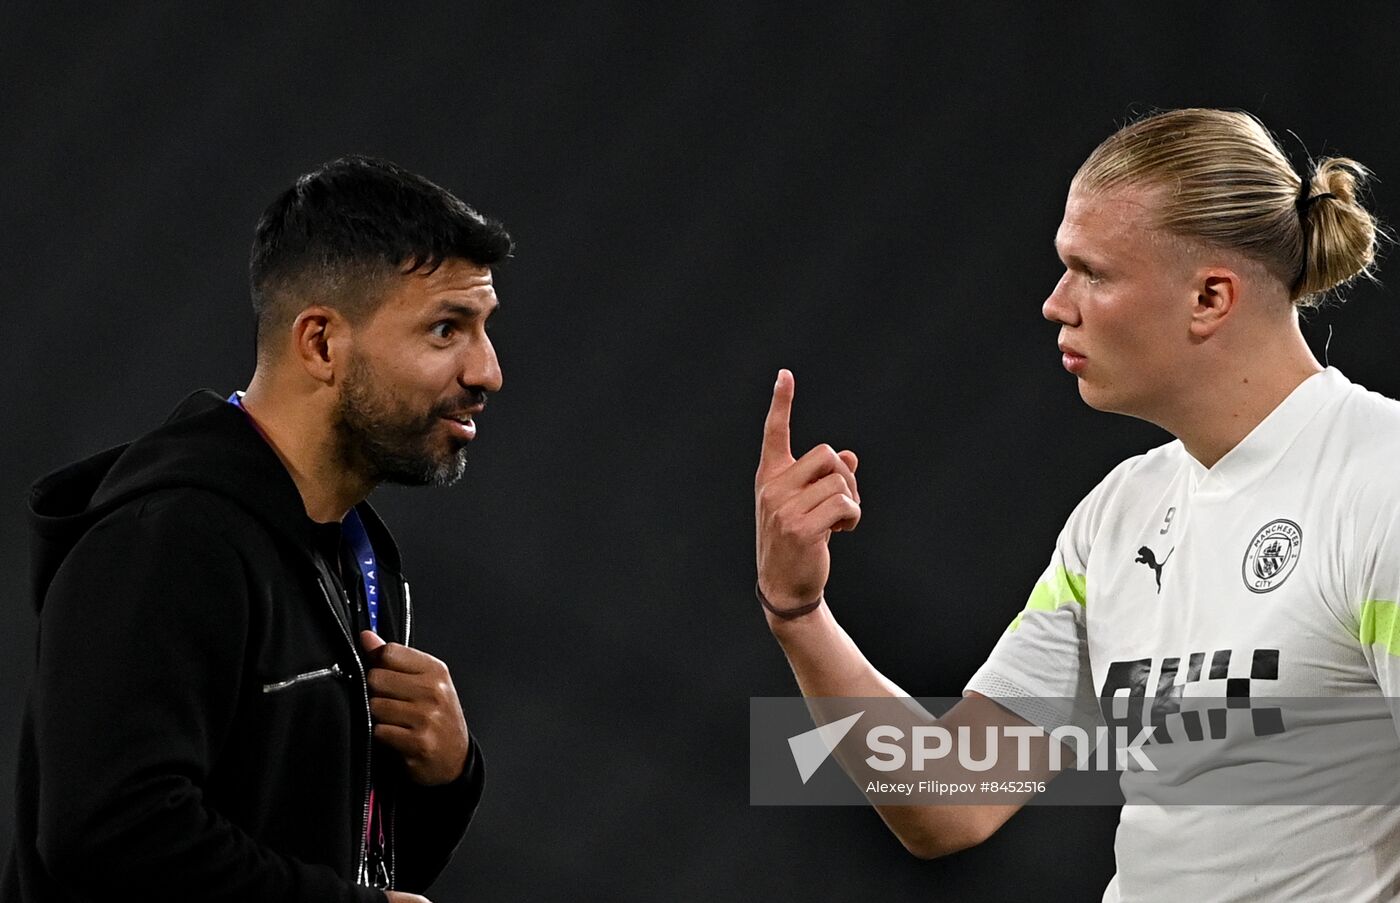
227 392 380 632
341 510 380 634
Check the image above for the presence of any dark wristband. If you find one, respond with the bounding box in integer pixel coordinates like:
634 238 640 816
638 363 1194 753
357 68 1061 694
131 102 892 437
755 581 824 619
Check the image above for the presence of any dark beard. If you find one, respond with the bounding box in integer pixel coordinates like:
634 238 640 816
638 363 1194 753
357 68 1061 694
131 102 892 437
333 354 471 487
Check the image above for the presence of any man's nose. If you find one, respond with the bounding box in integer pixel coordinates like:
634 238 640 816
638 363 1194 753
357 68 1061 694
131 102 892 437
464 336 502 393
1042 275 1078 326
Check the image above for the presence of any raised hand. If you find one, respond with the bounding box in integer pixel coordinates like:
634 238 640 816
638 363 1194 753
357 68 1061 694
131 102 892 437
754 370 860 612
360 631 470 786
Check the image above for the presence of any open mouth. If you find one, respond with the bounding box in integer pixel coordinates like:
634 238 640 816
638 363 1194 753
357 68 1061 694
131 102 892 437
441 414 477 440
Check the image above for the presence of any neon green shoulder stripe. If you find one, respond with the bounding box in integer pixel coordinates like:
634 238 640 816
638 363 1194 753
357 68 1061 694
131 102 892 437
1007 566 1087 633
1359 599 1400 656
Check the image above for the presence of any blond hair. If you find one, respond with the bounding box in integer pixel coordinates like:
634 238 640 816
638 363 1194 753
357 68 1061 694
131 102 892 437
1072 108 1381 307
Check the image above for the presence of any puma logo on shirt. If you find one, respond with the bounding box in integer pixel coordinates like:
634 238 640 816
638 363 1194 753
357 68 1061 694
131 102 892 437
1135 546 1173 594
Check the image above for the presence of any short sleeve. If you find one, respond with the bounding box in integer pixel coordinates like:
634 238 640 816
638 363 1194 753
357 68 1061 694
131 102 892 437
964 458 1137 732
1350 490 1400 697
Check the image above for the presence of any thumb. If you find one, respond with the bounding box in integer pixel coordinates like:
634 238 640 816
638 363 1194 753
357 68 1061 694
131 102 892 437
838 449 858 474
360 629 387 660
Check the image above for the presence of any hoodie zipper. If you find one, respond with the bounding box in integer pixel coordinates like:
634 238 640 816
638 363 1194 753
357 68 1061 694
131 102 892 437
316 575 374 887
386 579 414 889
261 663 344 693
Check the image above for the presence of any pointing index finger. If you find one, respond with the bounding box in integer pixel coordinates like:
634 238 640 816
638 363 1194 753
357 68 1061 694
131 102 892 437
760 369 795 472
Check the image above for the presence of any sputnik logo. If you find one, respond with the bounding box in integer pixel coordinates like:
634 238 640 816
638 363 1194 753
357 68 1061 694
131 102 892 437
787 711 865 784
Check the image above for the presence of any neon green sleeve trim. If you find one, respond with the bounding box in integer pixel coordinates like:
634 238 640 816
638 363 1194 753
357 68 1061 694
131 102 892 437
1007 566 1087 633
1358 599 1400 656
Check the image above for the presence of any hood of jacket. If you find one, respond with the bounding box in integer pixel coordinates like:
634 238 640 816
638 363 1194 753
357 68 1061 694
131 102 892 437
27 389 402 612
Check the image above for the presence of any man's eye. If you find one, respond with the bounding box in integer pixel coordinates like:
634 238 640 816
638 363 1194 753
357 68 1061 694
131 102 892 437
430 322 454 339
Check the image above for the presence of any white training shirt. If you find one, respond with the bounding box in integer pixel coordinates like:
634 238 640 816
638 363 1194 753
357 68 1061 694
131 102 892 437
966 368 1400 901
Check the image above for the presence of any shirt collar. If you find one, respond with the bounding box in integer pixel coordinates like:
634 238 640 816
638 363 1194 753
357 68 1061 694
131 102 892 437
1186 366 1348 493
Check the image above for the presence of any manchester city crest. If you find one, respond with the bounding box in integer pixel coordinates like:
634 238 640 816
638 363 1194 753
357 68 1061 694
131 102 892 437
1242 519 1302 593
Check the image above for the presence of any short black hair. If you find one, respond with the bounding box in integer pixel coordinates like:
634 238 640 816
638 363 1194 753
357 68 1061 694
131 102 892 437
249 155 513 358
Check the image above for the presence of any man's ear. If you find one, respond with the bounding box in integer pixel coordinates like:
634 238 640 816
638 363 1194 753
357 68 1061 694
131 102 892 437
289 306 347 384
1189 268 1240 340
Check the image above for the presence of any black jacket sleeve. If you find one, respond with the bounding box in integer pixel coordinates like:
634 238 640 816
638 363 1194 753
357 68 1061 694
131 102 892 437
392 729 485 892
31 499 384 903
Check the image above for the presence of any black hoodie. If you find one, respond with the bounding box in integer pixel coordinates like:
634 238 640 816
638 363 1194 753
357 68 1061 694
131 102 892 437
3 390 483 903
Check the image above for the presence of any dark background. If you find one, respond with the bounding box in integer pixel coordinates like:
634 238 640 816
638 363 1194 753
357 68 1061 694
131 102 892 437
5 2 1400 900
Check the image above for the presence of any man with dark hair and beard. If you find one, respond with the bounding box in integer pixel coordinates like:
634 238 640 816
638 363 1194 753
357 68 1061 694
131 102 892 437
4 156 511 903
